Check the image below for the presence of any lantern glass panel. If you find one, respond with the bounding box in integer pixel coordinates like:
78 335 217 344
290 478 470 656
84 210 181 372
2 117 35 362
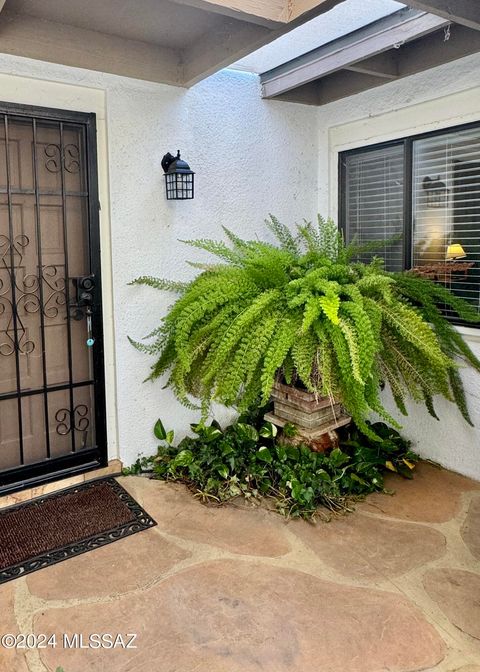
164 171 194 200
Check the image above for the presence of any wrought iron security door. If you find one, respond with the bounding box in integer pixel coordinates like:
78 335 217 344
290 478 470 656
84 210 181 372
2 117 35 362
0 103 107 493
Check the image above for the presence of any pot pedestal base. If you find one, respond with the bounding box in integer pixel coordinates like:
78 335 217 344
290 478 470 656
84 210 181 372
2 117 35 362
265 382 351 453
264 412 351 453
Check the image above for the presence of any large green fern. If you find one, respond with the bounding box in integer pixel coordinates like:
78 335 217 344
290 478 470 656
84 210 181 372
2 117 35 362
130 215 480 437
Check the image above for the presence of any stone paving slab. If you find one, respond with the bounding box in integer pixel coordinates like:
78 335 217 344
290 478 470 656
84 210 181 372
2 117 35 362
35 560 446 672
462 495 480 560
123 476 292 557
358 462 480 523
0 465 479 672
424 568 480 642
291 510 446 580
26 527 190 600
0 583 29 672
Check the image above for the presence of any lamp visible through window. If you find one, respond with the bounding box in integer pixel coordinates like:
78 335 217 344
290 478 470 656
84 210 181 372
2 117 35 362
446 243 467 261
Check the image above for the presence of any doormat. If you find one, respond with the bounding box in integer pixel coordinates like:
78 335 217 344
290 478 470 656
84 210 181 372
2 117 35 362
0 478 157 585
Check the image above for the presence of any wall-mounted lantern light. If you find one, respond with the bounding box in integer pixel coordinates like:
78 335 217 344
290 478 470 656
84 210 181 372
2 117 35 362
422 175 448 208
161 150 194 200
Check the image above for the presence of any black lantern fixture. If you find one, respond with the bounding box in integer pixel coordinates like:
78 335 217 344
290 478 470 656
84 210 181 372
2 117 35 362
422 175 448 208
161 150 194 200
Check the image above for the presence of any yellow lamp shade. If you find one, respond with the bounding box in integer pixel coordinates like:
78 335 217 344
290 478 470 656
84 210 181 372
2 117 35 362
446 243 466 260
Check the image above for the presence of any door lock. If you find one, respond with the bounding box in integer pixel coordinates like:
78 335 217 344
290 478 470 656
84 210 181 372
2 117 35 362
73 275 96 307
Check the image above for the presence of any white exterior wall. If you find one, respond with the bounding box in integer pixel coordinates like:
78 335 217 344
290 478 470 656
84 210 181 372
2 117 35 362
0 49 479 480
318 53 480 480
108 69 319 465
0 55 319 466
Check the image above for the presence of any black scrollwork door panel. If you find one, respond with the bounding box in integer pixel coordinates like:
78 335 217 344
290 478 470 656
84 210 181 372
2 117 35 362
0 107 106 487
0 196 45 390
41 194 92 385
0 192 49 469
0 205 18 394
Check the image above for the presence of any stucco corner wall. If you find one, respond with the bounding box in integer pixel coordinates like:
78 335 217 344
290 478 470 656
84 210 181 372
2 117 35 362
107 68 320 466
318 52 480 480
1 50 478 481
0 57 320 467
379 336 480 482
107 71 317 463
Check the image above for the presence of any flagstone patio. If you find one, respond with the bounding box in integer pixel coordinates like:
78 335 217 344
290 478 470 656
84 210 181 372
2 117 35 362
1 461 480 672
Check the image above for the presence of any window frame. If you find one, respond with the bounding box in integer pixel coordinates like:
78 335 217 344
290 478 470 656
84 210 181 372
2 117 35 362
338 119 480 327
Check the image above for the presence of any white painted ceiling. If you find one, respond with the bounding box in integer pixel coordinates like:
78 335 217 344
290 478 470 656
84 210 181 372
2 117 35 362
232 0 405 73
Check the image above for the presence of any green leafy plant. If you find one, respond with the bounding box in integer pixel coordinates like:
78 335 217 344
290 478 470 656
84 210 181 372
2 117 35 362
122 419 176 475
130 215 480 437
124 416 419 520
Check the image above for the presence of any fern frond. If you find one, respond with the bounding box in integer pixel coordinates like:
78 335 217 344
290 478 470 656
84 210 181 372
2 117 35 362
338 318 364 385
291 331 318 390
380 300 450 369
318 295 341 325
203 290 282 386
260 315 300 403
179 238 243 265
265 214 300 255
449 367 473 426
130 214 478 430
129 276 188 292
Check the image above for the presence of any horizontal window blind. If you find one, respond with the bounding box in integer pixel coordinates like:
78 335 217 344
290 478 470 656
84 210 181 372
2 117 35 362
341 123 480 326
412 127 480 322
342 145 405 271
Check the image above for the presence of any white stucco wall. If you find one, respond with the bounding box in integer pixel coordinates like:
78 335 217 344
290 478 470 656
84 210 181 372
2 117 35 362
0 55 319 466
0 48 479 480
107 69 320 465
318 52 480 480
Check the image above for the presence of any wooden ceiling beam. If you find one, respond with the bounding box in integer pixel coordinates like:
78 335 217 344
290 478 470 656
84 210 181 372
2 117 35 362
168 0 342 25
0 10 183 85
286 0 346 21
404 1 480 32
182 0 345 86
269 22 480 106
272 80 322 104
397 23 480 77
261 8 447 98
182 19 271 85
164 0 286 28
345 52 398 79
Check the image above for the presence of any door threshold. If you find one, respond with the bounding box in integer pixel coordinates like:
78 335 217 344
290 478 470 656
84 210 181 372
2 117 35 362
0 459 122 507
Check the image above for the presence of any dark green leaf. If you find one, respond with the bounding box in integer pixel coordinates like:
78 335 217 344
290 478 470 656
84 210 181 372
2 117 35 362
171 449 194 467
257 446 273 463
237 423 259 442
217 465 229 479
259 422 278 439
154 418 167 441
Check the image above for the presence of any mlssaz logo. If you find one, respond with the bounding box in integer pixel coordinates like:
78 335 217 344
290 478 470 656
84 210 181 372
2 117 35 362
62 633 138 649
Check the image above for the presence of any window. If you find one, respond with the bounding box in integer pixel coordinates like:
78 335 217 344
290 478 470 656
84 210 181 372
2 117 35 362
340 123 480 326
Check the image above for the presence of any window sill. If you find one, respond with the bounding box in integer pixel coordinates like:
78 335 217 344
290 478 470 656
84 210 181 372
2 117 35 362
456 325 480 344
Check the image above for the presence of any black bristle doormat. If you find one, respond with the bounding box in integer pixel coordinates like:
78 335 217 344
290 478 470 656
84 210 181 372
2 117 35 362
0 477 156 585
